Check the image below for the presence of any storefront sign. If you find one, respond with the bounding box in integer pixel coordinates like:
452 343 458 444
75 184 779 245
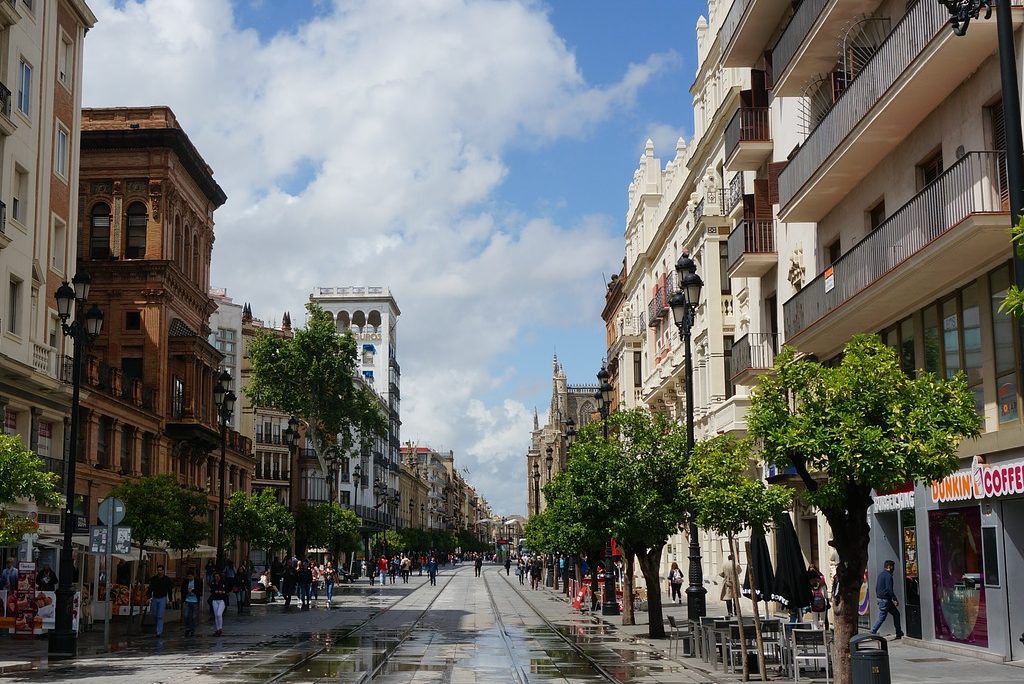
931 455 1024 503
872 483 915 511
824 267 835 293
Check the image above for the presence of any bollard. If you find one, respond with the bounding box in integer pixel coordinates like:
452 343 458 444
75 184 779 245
850 634 891 684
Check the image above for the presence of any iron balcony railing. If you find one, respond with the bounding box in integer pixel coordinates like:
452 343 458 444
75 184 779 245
720 0 749 59
0 82 10 119
726 173 745 215
727 219 776 272
778 0 1009 210
730 333 780 381
694 189 726 224
784 151 1007 338
771 0 828 84
725 106 770 161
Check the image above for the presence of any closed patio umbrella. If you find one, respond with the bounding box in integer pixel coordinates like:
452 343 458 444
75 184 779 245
742 526 775 602
771 515 812 610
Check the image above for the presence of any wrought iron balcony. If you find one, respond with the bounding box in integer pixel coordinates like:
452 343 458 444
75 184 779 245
783 151 1007 353
725 106 771 172
778 0 1022 222
721 0 793 67
727 219 776 278
725 173 745 216
730 333 780 386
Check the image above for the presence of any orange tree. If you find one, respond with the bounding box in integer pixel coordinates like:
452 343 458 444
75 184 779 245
748 335 979 683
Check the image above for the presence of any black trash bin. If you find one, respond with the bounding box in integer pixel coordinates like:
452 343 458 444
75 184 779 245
850 634 891 684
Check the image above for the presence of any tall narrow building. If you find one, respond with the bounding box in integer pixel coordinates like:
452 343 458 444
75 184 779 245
0 0 96 565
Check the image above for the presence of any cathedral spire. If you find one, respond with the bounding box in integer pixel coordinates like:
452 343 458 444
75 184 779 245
533 407 539 430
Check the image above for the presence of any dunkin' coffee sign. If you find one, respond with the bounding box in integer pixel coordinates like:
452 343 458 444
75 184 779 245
930 455 1024 503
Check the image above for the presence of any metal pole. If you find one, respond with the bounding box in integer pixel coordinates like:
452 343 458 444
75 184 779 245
601 407 619 616
216 415 227 568
683 313 707 621
49 322 83 657
103 510 113 649
993 0 1024 366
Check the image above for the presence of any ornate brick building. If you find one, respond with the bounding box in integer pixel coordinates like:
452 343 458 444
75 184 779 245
74 106 250 569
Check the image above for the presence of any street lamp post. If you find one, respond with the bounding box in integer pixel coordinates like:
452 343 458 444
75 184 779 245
937 0 1024 360
214 370 237 570
562 421 576 596
49 273 103 658
544 445 555 587
670 251 708 621
531 461 540 516
283 417 300 555
596 367 619 616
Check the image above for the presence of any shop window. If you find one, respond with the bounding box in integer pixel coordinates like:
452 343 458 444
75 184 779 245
928 506 988 646
989 265 1019 425
982 527 999 587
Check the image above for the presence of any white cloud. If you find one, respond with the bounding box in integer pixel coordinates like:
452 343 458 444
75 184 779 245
82 0 672 514
645 122 689 161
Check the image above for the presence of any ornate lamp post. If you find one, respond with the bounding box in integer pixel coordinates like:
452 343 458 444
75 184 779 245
49 273 103 658
670 251 707 621
937 0 1024 359
214 370 237 569
409 500 414 529
283 417 300 555
595 366 619 616
562 421 576 596
543 445 555 586
531 461 540 516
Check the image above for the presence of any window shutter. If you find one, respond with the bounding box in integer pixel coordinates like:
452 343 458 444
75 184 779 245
754 179 772 220
990 100 1008 209
767 162 787 205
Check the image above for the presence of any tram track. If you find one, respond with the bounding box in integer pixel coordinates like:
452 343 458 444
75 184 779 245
261 568 459 684
481 569 530 684
488 566 620 683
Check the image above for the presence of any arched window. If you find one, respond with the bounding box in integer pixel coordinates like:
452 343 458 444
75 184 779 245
89 203 111 259
173 219 182 266
124 202 147 259
183 229 192 277
192 235 200 284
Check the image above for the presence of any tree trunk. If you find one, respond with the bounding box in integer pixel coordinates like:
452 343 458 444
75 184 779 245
823 491 872 684
620 546 636 626
729 536 750 680
635 544 666 639
743 539 768 682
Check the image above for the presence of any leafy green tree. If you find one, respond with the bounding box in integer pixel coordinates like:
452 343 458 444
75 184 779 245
246 302 387 471
551 409 691 637
748 335 980 684
0 435 61 545
523 511 555 553
224 490 293 561
688 435 791 681
110 474 209 627
1003 215 1024 316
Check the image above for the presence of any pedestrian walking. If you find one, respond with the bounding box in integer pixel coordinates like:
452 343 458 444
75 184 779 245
504 557 511 576
209 570 229 637
530 557 542 590
324 563 336 606
474 554 483 577
870 560 903 639
297 561 313 610
667 561 684 605
719 554 739 616
401 555 411 583
145 564 174 638
807 562 830 629
427 556 438 586
517 557 525 584
378 556 388 585
181 571 200 637
282 562 297 610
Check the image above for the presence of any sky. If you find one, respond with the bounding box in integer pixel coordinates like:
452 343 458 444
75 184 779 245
83 0 704 517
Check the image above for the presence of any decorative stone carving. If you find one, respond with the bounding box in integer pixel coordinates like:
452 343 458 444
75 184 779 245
126 179 147 194
112 180 123 196
149 180 163 221
788 247 806 291
91 181 112 195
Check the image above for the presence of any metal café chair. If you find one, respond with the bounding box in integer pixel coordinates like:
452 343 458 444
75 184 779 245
792 628 831 684
666 615 694 657
781 621 811 677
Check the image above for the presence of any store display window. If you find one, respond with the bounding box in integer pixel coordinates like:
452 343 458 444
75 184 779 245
928 506 988 646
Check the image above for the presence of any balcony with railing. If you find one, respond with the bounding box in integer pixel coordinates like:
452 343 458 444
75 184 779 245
647 283 669 328
778 0 1023 223
730 333 780 386
254 462 289 483
725 106 771 172
771 0 881 97
694 189 730 232
0 82 13 137
727 219 776 278
725 173 746 217
783 151 1008 356
721 0 793 68
32 343 53 377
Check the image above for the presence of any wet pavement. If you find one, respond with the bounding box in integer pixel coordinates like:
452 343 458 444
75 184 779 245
0 565 708 683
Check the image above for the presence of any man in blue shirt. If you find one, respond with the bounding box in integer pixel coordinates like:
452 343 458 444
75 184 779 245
870 560 903 639
1 559 16 590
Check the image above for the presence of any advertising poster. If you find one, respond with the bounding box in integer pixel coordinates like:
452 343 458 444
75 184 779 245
13 561 38 637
